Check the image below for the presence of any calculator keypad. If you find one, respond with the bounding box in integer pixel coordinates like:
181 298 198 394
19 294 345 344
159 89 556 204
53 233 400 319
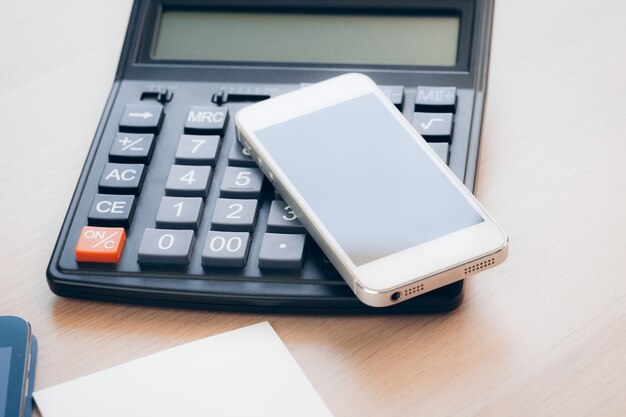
68 81 466 307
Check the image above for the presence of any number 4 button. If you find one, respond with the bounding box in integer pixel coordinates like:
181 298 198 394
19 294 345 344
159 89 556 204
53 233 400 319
165 165 212 197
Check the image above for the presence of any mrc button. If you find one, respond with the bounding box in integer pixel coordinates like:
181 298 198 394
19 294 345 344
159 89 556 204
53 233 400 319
414 86 457 112
88 194 136 228
184 106 229 135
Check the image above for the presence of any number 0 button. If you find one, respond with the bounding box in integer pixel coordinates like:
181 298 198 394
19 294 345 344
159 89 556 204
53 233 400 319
202 231 251 267
138 228 195 265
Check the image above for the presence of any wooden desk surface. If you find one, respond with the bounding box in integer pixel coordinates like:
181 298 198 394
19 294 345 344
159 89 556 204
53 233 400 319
1 1 625 416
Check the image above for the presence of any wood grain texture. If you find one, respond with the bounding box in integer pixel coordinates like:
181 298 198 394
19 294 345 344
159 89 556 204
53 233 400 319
1 1 625 416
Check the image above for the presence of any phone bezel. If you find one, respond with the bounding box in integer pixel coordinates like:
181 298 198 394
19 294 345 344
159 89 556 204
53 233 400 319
0 316 32 417
236 73 508 305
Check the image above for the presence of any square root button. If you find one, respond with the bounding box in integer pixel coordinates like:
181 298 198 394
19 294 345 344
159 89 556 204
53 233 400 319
412 113 453 142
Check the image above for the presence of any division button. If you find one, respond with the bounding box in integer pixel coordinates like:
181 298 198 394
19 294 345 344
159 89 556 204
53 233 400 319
220 166 264 198
109 133 155 164
211 198 258 232
175 134 220 165
184 106 229 135
202 231 251 268
259 233 306 269
267 200 305 233
98 162 145 195
428 142 450 164
137 228 195 265
228 141 256 167
165 165 212 197
75 226 126 263
119 103 164 134
414 86 457 112
412 112 454 142
155 196 204 230
88 194 136 228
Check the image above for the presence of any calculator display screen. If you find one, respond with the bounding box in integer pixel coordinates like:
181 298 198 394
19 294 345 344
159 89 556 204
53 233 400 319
0 347 11 416
154 11 459 66
255 93 484 266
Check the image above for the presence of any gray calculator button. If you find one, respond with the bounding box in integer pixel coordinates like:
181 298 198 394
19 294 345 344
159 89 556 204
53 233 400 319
428 143 450 164
220 167 264 198
156 196 204 230
137 228 195 265
88 194 136 228
184 106 229 135
109 133 155 164
98 163 145 195
202 231 251 267
211 198 258 232
165 165 212 197
228 141 256 167
412 113 453 142
119 103 164 134
379 85 404 108
175 134 220 165
259 233 306 269
414 86 457 112
267 200 305 233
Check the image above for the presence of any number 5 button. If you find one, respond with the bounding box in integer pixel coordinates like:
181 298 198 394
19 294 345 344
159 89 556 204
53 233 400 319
220 167 263 198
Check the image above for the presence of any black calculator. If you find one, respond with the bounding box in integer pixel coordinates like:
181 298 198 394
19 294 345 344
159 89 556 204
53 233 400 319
47 0 495 313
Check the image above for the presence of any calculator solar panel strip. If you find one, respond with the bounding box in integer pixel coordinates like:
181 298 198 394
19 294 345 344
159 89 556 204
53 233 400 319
47 0 495 313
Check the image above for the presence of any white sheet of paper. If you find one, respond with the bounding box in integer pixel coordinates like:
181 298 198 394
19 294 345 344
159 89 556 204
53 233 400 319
34 322 333 417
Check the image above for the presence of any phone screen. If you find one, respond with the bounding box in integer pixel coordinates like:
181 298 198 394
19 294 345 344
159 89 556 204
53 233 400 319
0 347 11 416
255 93 484 266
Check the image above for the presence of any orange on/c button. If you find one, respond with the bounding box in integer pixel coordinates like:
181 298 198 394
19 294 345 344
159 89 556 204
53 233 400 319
75 226 126 263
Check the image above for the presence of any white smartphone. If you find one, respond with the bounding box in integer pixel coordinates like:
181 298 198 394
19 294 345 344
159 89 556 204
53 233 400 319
235 73 508 307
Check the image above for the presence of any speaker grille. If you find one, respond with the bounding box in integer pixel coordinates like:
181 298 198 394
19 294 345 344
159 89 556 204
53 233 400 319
404 283 425 297
464 257 496 274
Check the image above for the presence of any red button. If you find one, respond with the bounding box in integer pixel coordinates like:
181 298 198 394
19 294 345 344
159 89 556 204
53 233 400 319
75 226 126 263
